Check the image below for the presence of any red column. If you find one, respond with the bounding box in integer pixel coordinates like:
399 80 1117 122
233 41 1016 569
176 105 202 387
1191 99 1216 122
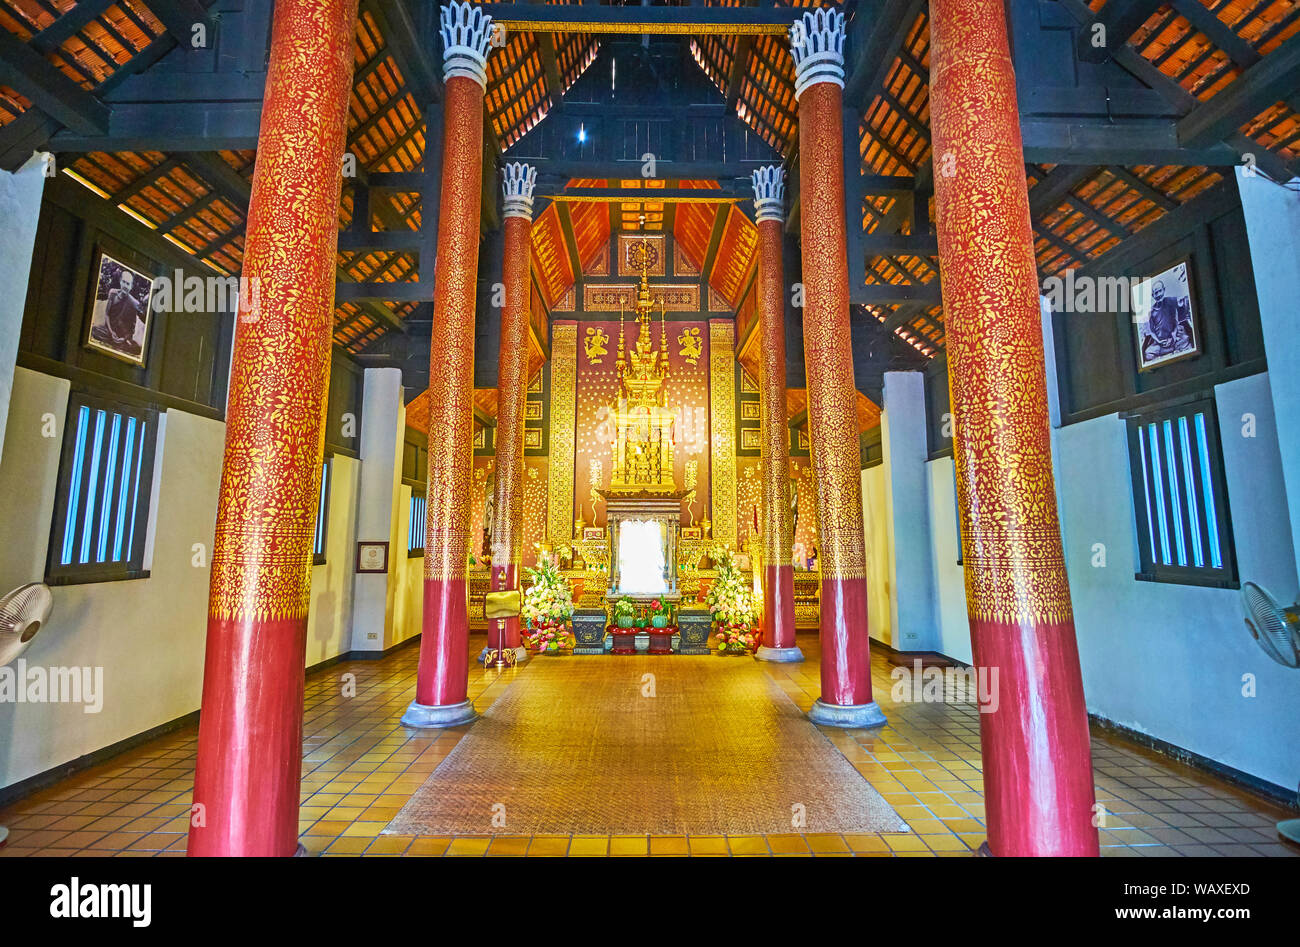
751 167 802 663
790 10 883 726
929 0 1099 856
404 1 494 727
485 163 537 664
187 0 358 857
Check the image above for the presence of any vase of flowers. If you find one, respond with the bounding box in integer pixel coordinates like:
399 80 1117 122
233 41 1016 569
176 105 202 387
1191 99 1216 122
522 552 575 654
649 597 671 628
705 546 758 655
614 596 636 629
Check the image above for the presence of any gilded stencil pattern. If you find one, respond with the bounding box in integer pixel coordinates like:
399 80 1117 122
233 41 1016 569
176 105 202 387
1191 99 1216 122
490 215 532 574
209 0 359 621
709 320 737 547
795 82 867 581
584 283 700 312
522 461 549 567
929 0 1074 626
756 218 793 568
424 76 487 581
547 323 578 544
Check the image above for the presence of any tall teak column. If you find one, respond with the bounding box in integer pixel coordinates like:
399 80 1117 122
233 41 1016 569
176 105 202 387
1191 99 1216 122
789 9 883 727
751 166 802 664
486 162 537 664
188 0 359 857
929 0 1099 856
403 0 493 728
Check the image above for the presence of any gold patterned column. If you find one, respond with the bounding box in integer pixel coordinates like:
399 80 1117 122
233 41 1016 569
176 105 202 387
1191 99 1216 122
930 0 1098 856
790 8 884 727
708 319 737 549
751 167 802 662
188 0 359 857
404 0 494 728
485 162 537 662
548 321 578 548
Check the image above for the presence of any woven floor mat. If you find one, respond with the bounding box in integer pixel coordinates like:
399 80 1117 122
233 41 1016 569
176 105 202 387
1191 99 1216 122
386 656 909 837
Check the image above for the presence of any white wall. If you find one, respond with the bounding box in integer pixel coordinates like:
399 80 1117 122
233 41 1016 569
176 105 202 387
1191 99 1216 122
0 154 49 464
305 454 359 668
0 368 366 791
917 373 1299 789
1237 170 1300 578
1058 373 1299 790
0 369 217 790
391 479 424 645
923 455 974 666
861 465 892 647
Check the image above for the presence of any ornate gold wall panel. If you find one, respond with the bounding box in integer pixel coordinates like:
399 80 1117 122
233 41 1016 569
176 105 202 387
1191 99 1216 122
709 319 737 548
548 322 578 545
584 283 700 312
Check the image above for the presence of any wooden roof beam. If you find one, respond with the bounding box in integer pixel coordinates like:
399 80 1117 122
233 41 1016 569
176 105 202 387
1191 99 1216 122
1075 0 1164 65
0 29 109 135
1177 31 1300 148
146 0 215 45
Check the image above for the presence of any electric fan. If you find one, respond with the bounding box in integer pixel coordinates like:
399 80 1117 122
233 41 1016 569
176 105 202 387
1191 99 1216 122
0 582 53 848
1239 581 1300 846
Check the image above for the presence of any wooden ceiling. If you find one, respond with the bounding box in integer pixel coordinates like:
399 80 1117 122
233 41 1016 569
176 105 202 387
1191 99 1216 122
4 0 1300 366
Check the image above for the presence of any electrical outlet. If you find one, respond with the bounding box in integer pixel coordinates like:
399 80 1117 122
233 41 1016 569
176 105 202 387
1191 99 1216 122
367 632 378 640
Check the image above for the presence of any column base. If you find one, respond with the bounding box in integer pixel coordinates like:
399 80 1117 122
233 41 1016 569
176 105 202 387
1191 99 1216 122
755 645 805 663
477 646 529 665
400 698 478 729
808 698 887 728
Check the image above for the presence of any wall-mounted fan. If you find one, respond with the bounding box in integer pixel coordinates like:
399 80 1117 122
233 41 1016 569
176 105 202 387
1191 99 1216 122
1241 581 1300 669
0 583 53 848
1239 581 1300 846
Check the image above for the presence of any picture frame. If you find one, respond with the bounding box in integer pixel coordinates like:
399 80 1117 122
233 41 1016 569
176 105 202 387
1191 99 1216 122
1130 259 1200 372
84 250 154 366
355 541 389 574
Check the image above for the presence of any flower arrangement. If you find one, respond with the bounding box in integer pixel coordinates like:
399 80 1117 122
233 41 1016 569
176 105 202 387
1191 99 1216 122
715 624 759 653
648 597 672 628
613 596 636 628
524 622 575 653
522 552 575 652
705 546 759 653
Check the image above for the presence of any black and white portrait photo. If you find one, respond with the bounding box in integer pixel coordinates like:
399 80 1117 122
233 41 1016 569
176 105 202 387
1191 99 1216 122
86 252 153 366
1130 260 1199 371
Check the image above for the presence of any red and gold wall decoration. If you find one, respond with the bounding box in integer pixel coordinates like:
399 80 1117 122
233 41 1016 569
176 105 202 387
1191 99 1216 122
573 320 712 529
521 458 549 567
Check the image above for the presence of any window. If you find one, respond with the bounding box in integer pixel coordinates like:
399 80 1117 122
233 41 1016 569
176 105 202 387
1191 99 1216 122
408 491 426 557
1126 397 1236 587
312 456 330 565
48 394 159 584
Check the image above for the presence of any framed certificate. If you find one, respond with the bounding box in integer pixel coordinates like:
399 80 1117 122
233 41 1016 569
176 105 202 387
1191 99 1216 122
356 541 389 574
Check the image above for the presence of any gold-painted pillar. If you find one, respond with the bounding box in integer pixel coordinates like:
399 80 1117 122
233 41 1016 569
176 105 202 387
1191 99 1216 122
789 8 884 727
404 0 494 728
486 162 537 662
751 166 802 662
188 0 359 856
929 0 1098 856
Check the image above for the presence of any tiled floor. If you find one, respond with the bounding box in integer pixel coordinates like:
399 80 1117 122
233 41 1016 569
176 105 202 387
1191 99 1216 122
0 633 1295 857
